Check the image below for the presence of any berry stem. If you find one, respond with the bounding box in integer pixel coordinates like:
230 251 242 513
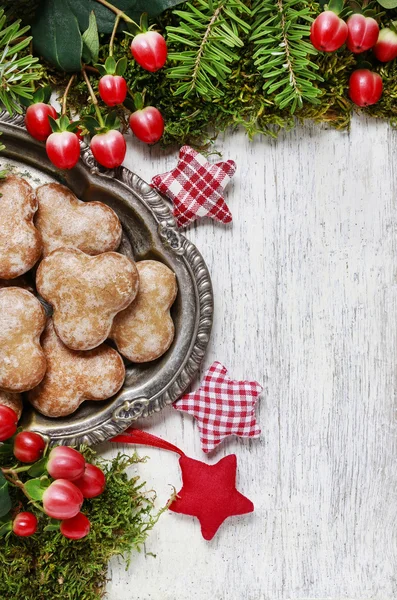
109 14 121 57
61 74 76 117
2 471 45 513
82 67 105 127
94 0 137 26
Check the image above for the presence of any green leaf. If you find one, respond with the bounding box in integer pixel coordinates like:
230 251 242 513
328 0 344 14
376 0 397 7
0 443 13 458
65 0 139 34
105 55 116 75
132 0 185 19
31 0 82 72
44 522 60 532
115 57 127 76
28 456 48 478
0 521 12 537
24 478 45 502
82 11 99 64
0 471 11 518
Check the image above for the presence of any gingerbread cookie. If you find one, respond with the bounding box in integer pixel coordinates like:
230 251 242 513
110 260 177 363
28 320 125 417
36 248 139 351
0 391 23 419
0 176 42 279
35 183 122 257
0 287 46 392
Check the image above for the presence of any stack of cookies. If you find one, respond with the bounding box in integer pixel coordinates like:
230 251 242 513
0 176 177 419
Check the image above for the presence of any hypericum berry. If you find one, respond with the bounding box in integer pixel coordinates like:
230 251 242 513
47 446 85 481
129 107 164 144
46 131 80 170
349 69 383 107
0 405 18 441
74 463 106 498
12 512 38 537
13 431 46 463
346 14 379 53
42 479 83 519
373 28 397 62
98 75 127 106
90 130 126 168
25 103 57 142
310 11 348 52
130 31 167 72
60 512 90 540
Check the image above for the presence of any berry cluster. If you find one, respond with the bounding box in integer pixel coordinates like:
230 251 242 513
0 405 105 541
311 8 397 107
24 29 167 171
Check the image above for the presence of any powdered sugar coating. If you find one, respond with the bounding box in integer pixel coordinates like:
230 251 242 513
0 287 47 392
28 319 125 417
110 260 177 363
36 248 139 351
35 183 122 257
0 176 42 278
0 391 23 419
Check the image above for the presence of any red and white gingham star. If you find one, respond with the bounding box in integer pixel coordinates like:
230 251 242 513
174 361 262 453
151 145 236 228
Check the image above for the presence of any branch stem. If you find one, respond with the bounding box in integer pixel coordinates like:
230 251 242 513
94 0 136 25
189 3 224 93
109 14 121 57
2 471 46 513
62 74 75 116
82 67 104 127
277 0 301 103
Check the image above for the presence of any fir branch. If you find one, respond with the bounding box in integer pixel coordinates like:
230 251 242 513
250 0 323 112
166 0 251 98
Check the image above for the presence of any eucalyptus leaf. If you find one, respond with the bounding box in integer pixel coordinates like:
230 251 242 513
0 471 11 518
376 0 397 7
82 11 99 64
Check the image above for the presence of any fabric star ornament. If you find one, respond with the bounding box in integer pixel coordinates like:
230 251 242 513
151 145 236 228
174 361 262 453
110 429 254 541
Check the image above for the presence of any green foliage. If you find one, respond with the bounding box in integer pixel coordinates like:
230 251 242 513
0 452 159 600
0 471 10 518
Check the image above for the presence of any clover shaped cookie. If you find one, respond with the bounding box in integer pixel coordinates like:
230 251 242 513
110 260 177 363
0 391 23 419
0 176 42 279
35 183 122 257
36 248 139 351
0 288 47 392
28 320 125 417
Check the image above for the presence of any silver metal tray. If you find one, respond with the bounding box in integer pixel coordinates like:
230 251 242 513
0 112 213 446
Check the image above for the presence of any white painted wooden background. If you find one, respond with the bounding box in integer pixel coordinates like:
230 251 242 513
99 118 397 600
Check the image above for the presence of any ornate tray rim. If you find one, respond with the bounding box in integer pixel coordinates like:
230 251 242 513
0 111 213 446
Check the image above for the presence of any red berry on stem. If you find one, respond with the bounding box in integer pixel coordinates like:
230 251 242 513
349 69 383 107
74 463 106 498
129 107 164 144
99 75 127 107
42 479 83 519
25 103 57 142
60 512 90 540
90 130 126 168
13 431 46 463
13 512 38 537
346 14 379 53
310 11 348 52
373 28 397 62
47 446 85 481
130 31 167 72
46 131 80 170
0 405 18 441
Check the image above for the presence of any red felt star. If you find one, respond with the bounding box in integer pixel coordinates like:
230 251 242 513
151 145 236 228
174 361 262 453
170 453 254 540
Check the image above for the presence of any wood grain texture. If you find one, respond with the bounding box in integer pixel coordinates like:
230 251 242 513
100 118 397 600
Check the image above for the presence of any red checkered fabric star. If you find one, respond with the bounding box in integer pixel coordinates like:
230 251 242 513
174 361 262 453
151 145 236 228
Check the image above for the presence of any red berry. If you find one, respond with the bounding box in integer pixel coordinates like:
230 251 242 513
42 479 83 519
47 446 85 481
349 69 383 107
46 131 80 170
0 405 18 441
90 130 126 168
13 431 45 463
346 14 379 53
373 28 397 62
25 103 57 142
98 75 127 107
130 31 167 72
60 512 90 540
13 512 38 537
129 107 164 144
310 11 348 52
74 463 106 498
